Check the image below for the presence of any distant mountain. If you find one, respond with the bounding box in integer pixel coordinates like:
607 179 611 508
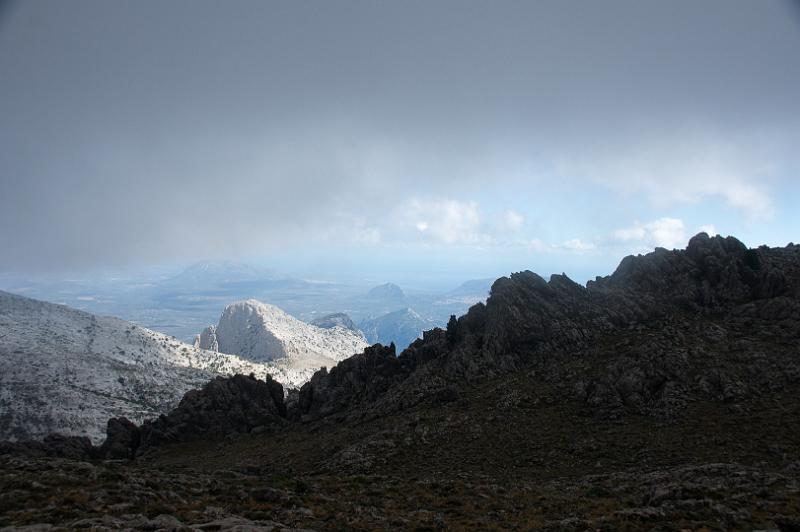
366 282 405 301
359 307 435 350
310 312 360 333
159 261 284 290
196 300 369 388
447 278 494 297
0 291 279 443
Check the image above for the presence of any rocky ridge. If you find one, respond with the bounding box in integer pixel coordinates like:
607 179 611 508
295 233 800 423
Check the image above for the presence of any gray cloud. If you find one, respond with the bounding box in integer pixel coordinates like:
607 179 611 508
1 0 799 272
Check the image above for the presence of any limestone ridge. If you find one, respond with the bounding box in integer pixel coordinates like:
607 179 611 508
194 325 219 351
200 300 368 362
194 299 369 388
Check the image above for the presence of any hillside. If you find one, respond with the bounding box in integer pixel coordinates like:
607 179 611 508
3 234 800 530
0 292 286 443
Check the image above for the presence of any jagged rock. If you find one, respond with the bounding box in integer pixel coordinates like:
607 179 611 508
292 234 800 422
297 343 404 418
195 325 219 351
136 374 287 453
99 417 140 459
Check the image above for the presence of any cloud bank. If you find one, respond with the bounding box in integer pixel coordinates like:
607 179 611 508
0 0 798 273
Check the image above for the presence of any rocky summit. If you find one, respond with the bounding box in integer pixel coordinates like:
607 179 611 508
2 233 800 530
195 299 369 388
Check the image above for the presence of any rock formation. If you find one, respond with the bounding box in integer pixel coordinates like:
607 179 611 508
197 299 369 388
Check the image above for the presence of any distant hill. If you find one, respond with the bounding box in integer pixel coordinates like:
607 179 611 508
160 261 284 290
366 282 405 301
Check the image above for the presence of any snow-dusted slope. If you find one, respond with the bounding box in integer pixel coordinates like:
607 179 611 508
0 291 282 443
197 299 369 388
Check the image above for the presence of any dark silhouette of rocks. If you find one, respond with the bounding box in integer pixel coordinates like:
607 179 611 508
134 373 287 454
290 233 800 422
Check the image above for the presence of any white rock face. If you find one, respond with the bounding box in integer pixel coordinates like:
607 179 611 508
205 299 369 387
194 325 219 351
0 291 285 443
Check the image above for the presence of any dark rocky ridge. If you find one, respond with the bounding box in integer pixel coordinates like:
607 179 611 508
3 233 800 530
295 233 800 423
12 232 798 460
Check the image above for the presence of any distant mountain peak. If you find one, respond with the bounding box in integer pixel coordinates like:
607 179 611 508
367 283 405 300
165 261 282 287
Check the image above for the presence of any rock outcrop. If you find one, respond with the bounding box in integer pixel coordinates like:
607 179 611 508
198 300 368 388
310 312 360 333
194 325 219 351
135 374 287 453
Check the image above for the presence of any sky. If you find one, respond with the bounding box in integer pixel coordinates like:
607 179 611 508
1 0 799 288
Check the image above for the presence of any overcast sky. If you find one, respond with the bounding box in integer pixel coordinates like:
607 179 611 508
1 0 799 285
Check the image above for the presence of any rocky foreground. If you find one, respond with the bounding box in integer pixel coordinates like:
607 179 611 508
2 233 800 530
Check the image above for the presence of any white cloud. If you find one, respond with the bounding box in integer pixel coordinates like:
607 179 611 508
613 226 647 241
560 238 596 252
504 210 524 231
406 198 486 245
529 238 547 252
614 217 685 249
561 133 777 222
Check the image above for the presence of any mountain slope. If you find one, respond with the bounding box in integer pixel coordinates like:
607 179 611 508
196 299 369 388
0 291 282 443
